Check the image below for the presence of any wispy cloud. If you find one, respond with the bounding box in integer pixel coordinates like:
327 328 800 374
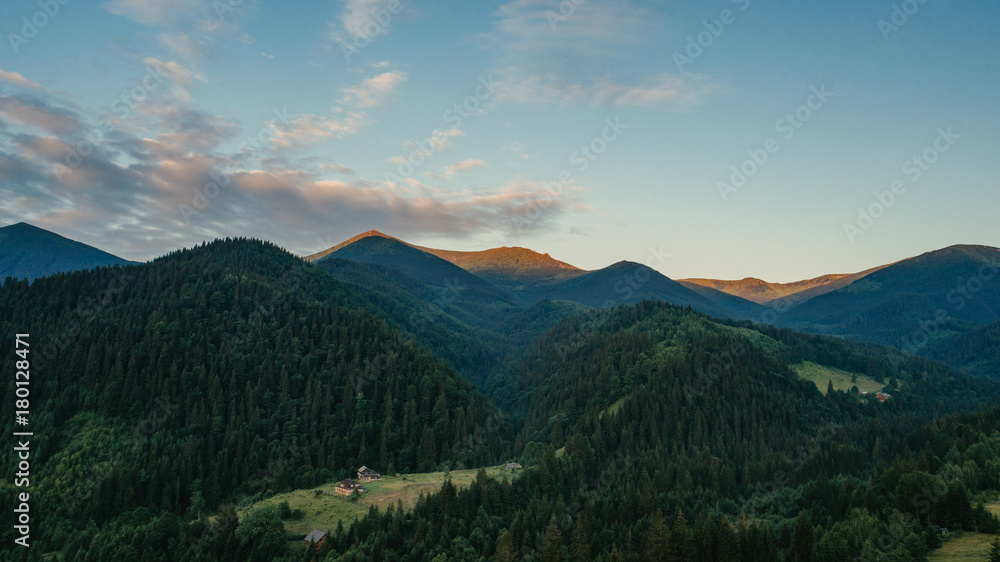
339 71 407 108
319 163 354 175
425 158 487 181
103 0 203 26
0 95 83 135
141 57 205 103
105 0 252 60
494 70 716 107
489 0 716 108
340 0 390 38
0 68 40 89
270 112 367 150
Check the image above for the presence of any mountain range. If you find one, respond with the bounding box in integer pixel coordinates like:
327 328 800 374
6 223 1000 379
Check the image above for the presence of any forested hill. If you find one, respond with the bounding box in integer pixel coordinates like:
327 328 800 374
324 301 1000 560
0 239 511 559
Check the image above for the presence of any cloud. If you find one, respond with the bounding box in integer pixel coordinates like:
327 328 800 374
270 112 367 150
494 70 716 108
425 158 487 181
493 0 649 59
0 95 83 135
104 0 203 26
157 33 205 59
262 70 405 152
0 68 40 89
394 128 464 160
502 141 537 160
339 71 407 108
0 43 583 260
319 163 354 175
489 0 716 108
142 57 205 103
339 0 392 38
106 0 252 60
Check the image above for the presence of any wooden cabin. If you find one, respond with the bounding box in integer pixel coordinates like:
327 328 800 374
357 466 380 482
304 530 327 547
335 479 366 495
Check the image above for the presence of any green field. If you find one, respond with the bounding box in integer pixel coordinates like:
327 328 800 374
928 502 1000 561
791 361 887 395
241 465 519 536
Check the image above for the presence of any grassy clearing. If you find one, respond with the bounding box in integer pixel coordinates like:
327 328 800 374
241 465 519 536
791 361 886 395
601 397 627 419
928 502 1000 561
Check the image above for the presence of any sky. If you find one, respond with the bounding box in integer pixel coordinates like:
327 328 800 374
0 0 997 282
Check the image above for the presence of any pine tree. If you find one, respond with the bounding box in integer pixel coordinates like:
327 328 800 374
789 512 814 562
670 510 696 561
542 519 563 562
988 539 1000 562
570 518 591 562
644 510 670 561
495 531 520 562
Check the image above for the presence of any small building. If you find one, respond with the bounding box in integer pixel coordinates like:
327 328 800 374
335 479 366 495
505 462 523 471
304 530 327 547
357 466 380 482
876 392 892 402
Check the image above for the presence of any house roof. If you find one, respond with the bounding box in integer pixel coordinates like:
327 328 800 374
305 530 327 543
337 479 359 487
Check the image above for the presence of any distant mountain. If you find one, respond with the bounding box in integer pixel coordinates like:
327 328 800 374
676 280 768 319
0 222 134 281
310 237 590 384
780 245 1000 346
312 231 769 320
304 229 396 261
310 234 518 308
306 230 584 302
419 246 585 297
534 260 736 318
680 266 886 306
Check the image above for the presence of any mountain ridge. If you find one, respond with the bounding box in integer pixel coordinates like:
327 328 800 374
0 221 135 281
680 265 888 306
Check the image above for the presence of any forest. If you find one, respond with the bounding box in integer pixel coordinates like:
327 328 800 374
2 239 1000 561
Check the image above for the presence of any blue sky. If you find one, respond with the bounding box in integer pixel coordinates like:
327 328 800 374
0 0 997 282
